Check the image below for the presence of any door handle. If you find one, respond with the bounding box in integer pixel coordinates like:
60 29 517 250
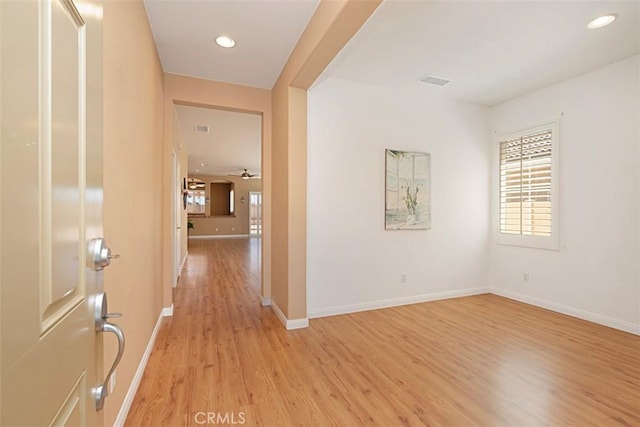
93 292 126 411
87 238 119 271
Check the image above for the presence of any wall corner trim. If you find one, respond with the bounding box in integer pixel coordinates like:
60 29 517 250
161 304 174 317
490 288 640 336
114 310 166 427
261 297 272 306
271 301 309 330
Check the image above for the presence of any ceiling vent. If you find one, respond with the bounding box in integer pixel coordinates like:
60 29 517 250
194 125 210 133
419 75 452 86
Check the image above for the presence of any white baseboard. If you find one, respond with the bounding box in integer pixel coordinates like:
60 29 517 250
161 304 174 317
261 297 272 306
490 288 640 335
189 234 249 239
271 301 309 330
173 253 188 288
286 317 309 329
309 287 490 319
180 251 188 271
114 309 166 426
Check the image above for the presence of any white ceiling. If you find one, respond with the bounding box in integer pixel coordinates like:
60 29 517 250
321 0 640 106
174 105 262 176
143 0 320 89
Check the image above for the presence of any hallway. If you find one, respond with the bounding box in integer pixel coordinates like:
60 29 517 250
125 239 639 426
125 237 272 425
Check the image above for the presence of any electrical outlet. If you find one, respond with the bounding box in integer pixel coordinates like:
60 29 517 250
232 227 235 231
523 273 530 283
400 273 407 283
215 228 219 232
109 371 116 394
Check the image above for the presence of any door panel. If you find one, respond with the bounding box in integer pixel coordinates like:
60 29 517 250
48 0 83 320
51 374 86 427
1 0 104 425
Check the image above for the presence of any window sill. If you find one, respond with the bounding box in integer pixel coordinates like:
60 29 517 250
496 233 559 251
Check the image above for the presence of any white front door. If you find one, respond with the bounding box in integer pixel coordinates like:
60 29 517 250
1 0 111 425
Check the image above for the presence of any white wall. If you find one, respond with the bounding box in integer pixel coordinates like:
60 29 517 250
307 78 491 316
489 55 640 332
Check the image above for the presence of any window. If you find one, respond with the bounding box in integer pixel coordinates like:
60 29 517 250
498 121 558 249
186 190 206 215
249 191 262 236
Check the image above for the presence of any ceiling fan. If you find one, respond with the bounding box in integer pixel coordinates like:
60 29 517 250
227 169 260 180
187 178 206 190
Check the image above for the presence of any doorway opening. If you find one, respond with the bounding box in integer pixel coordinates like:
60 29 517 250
171 102 263 295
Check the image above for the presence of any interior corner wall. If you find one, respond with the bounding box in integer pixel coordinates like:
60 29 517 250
102 0 164 424
489 55 640 332
270 0 381 322
288 87 308 319
307 78 491 316
270 80 290 315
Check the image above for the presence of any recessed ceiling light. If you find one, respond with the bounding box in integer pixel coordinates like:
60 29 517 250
215 36 236 48
587 14 617 29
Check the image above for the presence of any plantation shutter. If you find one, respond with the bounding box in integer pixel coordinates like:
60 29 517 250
500 129 553 236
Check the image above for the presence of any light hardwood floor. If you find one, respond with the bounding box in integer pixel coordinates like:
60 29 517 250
126 238 640 426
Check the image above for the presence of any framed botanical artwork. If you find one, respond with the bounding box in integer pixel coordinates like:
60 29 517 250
385 149 431 230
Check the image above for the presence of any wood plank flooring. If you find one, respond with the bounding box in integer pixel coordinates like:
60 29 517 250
125 238 640 426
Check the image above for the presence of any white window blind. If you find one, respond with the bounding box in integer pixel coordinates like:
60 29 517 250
500 128 553 237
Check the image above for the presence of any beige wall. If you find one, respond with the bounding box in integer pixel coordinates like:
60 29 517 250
163 74 272 307
189 175 262 236
271 81 289 315
102 1 164 424
270 0 381 320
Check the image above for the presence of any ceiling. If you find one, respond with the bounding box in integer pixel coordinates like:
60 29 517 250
320 0 640 106
153 0 638 173
143 0 320 89
174 105 262 177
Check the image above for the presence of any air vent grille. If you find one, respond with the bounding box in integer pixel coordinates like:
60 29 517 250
194 125 210 133
419 75 451 86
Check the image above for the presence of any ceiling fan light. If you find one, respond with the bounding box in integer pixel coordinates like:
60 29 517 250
227 168 259 179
